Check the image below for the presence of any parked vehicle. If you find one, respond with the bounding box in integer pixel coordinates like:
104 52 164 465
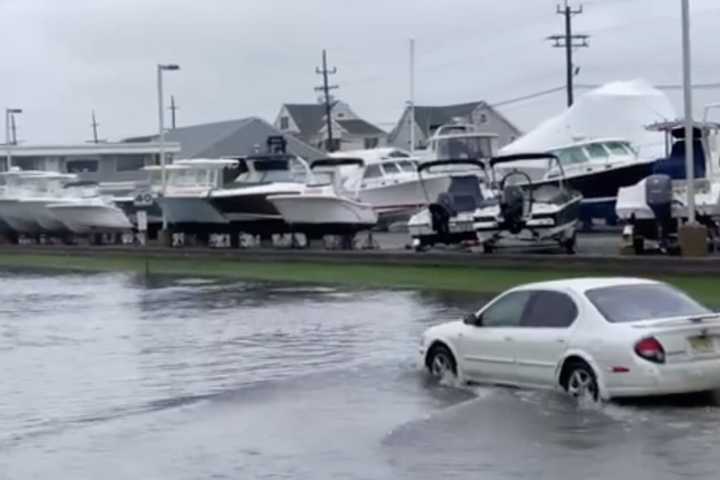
268 158 377 248
408 159 494 251
419 277 720 400
474 153 582 253
616 120 720 254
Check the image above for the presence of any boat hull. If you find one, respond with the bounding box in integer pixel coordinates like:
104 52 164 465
0 199 44 234
157 196 228 225
209 187 302 235
268 194 377 237
359 175 451 216
534 160 656 221
47 203 133 234
19 200 69 233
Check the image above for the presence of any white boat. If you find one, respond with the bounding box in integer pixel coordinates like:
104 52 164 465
268 158 378 241
148 160 236 232
615 120 720 253
420 124 498 163
331 148 451 222
0 170 76 235
473 153 583 253
408 160 495 250
46 181 133 234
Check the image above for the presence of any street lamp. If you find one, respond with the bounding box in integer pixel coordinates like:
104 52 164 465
157 63 180 231
681 0 695 224
5 108 22 170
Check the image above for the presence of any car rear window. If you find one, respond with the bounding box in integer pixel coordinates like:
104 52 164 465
586 284 710 323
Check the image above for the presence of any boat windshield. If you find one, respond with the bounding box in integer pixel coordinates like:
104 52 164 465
10 176 67 196
397 160 417 172
241 157 300 183
167 168 218 188
436 135 493 160
551 146 589 167
381 162 401 175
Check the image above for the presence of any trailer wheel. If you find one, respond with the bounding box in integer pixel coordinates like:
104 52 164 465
563 233 577 254
482 242 494 254
632 236 645 255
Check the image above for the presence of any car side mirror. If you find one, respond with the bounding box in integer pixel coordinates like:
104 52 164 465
463 313 481 326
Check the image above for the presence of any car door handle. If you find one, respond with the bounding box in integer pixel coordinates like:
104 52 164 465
503 336 512 342
555 338 566 343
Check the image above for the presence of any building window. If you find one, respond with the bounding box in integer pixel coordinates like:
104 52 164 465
115 155 146 172
479 113 487 123
66 159 99 173
280 116 289 130
364 137 379 149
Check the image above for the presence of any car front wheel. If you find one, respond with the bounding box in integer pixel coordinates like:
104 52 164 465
563 362 599 401
427 343 457 379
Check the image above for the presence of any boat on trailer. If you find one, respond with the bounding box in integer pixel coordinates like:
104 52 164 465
474 153 583 253
268 158 377 249
408 159 494 251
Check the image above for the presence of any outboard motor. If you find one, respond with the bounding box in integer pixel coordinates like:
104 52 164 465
500 185 525 234
429 192 456 236
645 174 674 246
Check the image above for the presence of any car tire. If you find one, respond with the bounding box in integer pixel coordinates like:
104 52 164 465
562 361 599 401
426 343 457 379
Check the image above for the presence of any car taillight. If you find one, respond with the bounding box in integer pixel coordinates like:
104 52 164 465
634 337 666 364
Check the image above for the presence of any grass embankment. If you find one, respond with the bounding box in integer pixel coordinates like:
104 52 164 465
0 252 717 305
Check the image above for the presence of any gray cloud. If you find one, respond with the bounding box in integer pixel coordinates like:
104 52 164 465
2 0 719 143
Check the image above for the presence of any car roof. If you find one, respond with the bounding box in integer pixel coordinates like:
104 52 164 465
511 277 659 294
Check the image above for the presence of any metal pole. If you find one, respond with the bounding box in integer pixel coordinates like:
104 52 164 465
681 0 696 224
564 5 574 107
321 50 334 152
157 65 167 230
409 38 416 154
5 110 10 170
11 114 17 145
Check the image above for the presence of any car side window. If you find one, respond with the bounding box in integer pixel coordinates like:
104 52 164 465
520 290 578 328
480 291 533 328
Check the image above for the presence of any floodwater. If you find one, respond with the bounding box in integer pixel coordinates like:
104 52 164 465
1 271 719 479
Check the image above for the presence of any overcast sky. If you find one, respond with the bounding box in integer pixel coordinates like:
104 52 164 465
3 0 720 144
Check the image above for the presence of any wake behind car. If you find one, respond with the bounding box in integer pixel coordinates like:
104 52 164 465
419 277 720 400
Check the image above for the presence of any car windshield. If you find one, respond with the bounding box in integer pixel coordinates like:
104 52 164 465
586 284 710 323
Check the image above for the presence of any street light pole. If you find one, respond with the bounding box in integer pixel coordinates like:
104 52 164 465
5 108 22 170
156 63 180 231
681 0 696 225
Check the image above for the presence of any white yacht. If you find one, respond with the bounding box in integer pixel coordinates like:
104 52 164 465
46 181 133 234
148 159 237 233
331 149 451 222
267 158 377 242
0 170 76 235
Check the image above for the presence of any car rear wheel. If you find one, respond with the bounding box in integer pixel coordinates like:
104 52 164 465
427 343 457 379
563 362 599 401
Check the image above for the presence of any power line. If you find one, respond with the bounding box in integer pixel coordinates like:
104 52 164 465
547 1 590 107
314 49 339 152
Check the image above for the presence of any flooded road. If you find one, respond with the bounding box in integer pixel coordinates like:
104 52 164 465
1 271 719 479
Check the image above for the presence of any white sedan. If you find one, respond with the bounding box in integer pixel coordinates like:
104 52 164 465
419 277 720 400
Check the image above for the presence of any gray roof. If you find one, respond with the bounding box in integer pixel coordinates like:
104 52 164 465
125 117 324 160
337 118 385 136
284 104 326 137
389 101 521 143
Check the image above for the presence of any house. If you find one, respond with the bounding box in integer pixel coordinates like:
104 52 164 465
388 101 521 151
274 102 387 152
125 116 324 161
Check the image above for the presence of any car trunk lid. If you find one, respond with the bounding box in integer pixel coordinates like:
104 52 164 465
631 314 720 362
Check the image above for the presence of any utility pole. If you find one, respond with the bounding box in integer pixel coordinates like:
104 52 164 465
314 49 338 152
547 1 589 107
169 95 178 129
91 110 99 143
10 114 17 145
